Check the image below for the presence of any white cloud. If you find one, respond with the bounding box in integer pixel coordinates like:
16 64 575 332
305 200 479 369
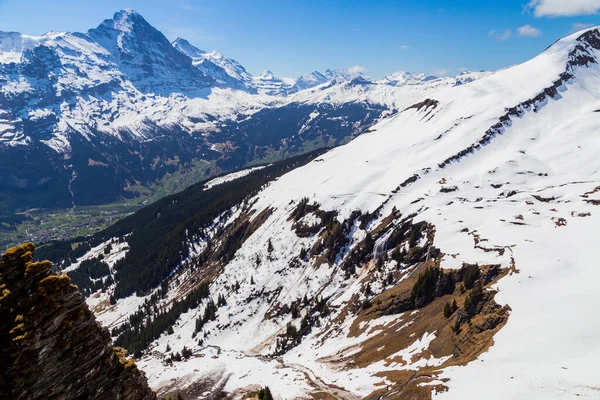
517 24 543 37
459 67 469 72
571 22 595 32
400 45 410 50
489 29 512 41
431 69 449 76
347 65 366 75
528 0 600 17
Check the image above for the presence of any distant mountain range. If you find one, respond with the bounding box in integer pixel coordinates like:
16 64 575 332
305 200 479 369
0 9 490 213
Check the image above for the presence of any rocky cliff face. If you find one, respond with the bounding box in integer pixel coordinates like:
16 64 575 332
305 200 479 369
0 243 156 400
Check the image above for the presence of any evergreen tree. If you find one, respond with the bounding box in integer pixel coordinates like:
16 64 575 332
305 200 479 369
376 257 383 272
386 272 394 285
302 294 309 306
361 298 372 310
104 243 113 254
286 322 298 337
452 318 461 334
181 346 192 359
410 266 441 307
203 299 217 322
291 303 300 319
443 301 452 318
263 386 274 400
115 282 210 353
463 283 484 317
267 239 274 254
462 264 480 290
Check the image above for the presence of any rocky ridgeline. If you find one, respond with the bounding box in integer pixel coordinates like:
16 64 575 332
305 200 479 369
0 243 156 400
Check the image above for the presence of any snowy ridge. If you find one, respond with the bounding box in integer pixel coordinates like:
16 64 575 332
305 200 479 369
379 70 494 88
171 37 255 91
203 165 268 190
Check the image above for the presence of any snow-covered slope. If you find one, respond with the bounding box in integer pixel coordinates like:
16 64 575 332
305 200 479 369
76 26 600 399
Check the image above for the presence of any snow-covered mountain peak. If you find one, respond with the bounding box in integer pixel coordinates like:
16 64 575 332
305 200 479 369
382 71 435 85
171 37 253 90
348 74 374 85
0 32 32 63
88 10 212 94
171 37 207 58
89 8 180 56
89 9 160 55
324 67 357 81
101 9 147 35
259 69 276 80
251 69 295 95
0 31 78 64
379 69 497 89
453 70 495 85
170 35 493 98
293 70 329 89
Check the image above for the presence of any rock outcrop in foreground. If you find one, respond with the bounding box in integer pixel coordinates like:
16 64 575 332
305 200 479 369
0 243 156 400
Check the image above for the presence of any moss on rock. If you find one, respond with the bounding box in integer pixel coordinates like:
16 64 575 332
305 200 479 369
0 243 156 400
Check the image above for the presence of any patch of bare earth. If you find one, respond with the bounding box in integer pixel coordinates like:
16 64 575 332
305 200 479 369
326 261 510 400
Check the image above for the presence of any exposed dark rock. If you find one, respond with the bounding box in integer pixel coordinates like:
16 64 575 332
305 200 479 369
404 98 439 112
0 243 156 400
399 174 419 188
440 186 458 193
532 194 556 203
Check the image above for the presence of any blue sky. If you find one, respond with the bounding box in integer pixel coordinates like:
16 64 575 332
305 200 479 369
1 0 599 78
